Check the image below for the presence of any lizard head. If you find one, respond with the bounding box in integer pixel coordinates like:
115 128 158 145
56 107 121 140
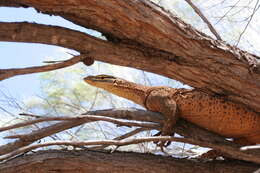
83 74 148 106
84 74 123 89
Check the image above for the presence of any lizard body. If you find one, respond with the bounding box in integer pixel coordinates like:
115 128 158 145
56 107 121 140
84 75 260 145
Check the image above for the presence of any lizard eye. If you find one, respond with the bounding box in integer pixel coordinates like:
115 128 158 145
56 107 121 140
96 75 108 79
95 74 117 81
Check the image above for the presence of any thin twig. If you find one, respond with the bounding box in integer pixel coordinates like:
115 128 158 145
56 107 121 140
214 0 241 25
0 136 190 162
83 108 164 123
184 0 222 40
1 115 158 135
0 109 163 156
1 136 260 164
19 113 42 118
90 127 149 150
236 0 259 46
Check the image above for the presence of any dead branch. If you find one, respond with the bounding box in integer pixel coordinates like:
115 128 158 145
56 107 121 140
0 54 91 81
1 136 260 164
19 113 42 118
184 0 222 40
0 114 158 133
83 108 239 147
84 108 164 123
90 127 149 150
0 137 190 162
0 109 163 156
0 108 259 163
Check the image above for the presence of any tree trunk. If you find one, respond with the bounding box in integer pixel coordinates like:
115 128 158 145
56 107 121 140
0 0 259 172
0 150 258 173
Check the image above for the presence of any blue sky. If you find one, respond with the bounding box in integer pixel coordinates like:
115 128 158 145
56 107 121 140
0 7 101 98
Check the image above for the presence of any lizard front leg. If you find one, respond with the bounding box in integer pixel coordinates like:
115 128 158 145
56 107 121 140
160 98 178 137
145 88 178 147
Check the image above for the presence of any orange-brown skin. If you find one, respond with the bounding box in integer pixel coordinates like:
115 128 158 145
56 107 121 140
84 75 260 145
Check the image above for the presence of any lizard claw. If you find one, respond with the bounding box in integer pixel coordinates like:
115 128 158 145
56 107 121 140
153 131 174 149
153 117 177 150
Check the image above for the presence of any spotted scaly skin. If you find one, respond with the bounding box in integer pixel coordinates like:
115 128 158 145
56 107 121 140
84 75 260 145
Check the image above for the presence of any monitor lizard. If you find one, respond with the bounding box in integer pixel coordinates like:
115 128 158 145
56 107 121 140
84 74 260 146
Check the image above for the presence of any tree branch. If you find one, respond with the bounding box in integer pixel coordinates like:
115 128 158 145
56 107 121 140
0 108 259 163
89 127 149 150
0 1 260 112
0 108 163 155
1 136 260 164
0 150 258 173
0 0 259 170
1 114 158 136
0 54 92 81
0 137 192 162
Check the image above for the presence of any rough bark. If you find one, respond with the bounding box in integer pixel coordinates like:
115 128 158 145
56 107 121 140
0 0 260 113
0 0 260 172
0 150 259 173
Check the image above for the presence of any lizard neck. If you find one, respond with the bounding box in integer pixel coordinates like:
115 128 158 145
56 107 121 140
84 75 152 107
100 82 149 107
